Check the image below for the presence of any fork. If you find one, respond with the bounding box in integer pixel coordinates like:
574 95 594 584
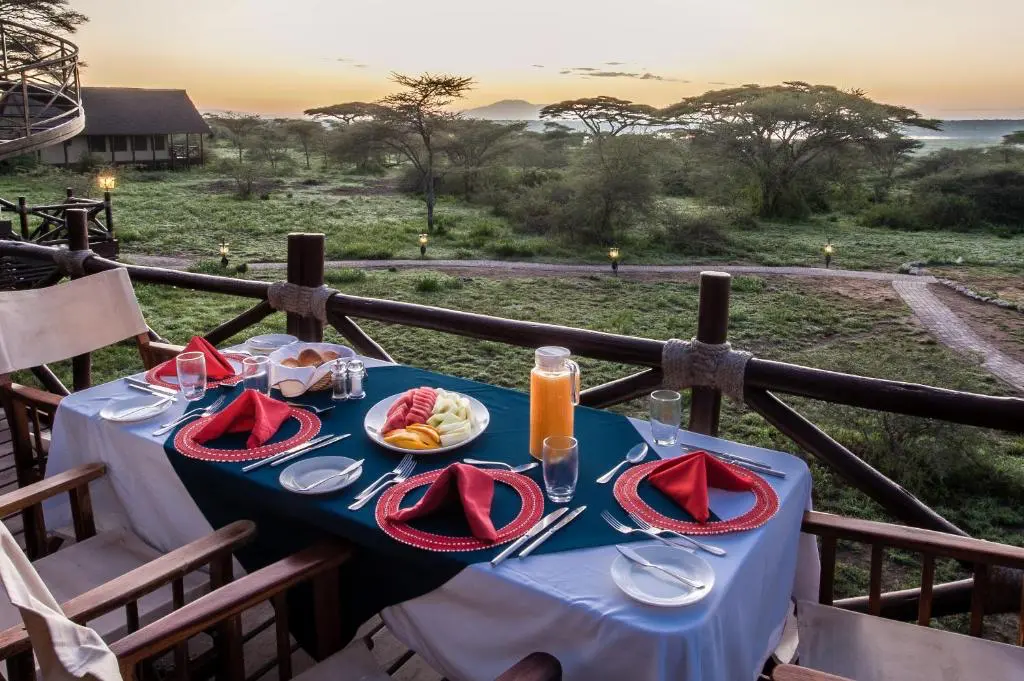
285 402 335 415
601 510 693 552
463 458 539 473
348 457 416 510
628 512 726 556
352 454 414 501
152 394 228 436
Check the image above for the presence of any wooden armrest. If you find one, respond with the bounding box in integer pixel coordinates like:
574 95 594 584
145 341 185 362
3 383 63 412
802 511 1024 569
110 539 352 666
0 463 105 517
496 652 562 681
772 664 852 681
0 520 256 659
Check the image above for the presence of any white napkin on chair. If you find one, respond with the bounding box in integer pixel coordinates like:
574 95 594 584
0 523 121 681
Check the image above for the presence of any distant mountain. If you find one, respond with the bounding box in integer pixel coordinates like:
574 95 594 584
463 99 543 121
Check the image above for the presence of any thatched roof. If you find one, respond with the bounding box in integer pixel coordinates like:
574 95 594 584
81 88 210 135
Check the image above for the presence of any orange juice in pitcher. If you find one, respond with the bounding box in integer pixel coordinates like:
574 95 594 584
529 347 580 459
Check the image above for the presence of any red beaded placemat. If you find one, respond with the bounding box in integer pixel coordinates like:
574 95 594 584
144 353 247 390
376 469 544 552
173 407 320 463
614 458 779 535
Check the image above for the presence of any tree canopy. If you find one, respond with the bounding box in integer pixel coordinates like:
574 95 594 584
303 102 386 125
1003 131 1024 146
661 82 941 217
1 0 86 33
539 97 658 139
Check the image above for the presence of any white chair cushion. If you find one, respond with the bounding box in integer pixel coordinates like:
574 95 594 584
0 528 208 641
293 640 390 681
797 600 1024 681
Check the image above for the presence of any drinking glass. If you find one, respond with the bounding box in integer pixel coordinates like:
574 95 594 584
542 435 579 504
241 355 271 395
176 352 207 402
650 390 682 446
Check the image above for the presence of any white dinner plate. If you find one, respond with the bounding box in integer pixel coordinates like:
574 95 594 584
364 392 490 455
611 544 716 607
99 394 174 422
279 456 363 495
157 355 246 387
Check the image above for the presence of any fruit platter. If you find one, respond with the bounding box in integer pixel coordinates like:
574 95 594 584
364 387 490 454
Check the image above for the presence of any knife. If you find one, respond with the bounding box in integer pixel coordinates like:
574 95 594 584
615 544 704 590
271 433 351 467
490 507 569 566
241 434 334 472
518 505 587 558
125 377 178 396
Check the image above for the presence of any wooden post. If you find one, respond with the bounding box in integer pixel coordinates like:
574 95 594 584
688 271 732 436
103 191 114 238
66 187 74 201
169 134 175 170
200 134 205 166
109 137 114 165
67 209 92 391
185 133 191 170
152 136 157 164
0 220 12 239
286 233 325 342
17 197 28 238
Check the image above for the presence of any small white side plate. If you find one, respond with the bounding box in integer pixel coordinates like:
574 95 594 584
100 394 173 422
279 456 363 495
611 544 715 607
247 334 298 355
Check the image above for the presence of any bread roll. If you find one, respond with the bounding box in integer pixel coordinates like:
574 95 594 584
297 348 324 367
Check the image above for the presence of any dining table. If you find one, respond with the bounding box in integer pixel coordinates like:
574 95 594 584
42 350 819 681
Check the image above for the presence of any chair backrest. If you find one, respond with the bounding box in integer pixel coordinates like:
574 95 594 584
0 269 148 375
0 521 121 681
797 600 1024 681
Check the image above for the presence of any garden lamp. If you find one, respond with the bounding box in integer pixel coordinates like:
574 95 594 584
219 240 230 268
97 175 116 192
419 233 429 257
609 246 620 274
824 242 834 269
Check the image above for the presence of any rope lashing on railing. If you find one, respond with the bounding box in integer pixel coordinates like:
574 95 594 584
662 338 753 402
267 282 339 322
51 247 94 277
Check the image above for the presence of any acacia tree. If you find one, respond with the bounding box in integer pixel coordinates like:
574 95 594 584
661 82 941 217
283 119 323 169
1 0 86 33
863 135 923 200
540 97 657 161
304 102 385 125
207 112 263 162
444 120 526 196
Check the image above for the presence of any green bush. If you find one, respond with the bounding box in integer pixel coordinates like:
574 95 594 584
486 239 535 258
916 193 980 231
414 274 464 292
861 202 922 230
187 260 237 276
325 268 367 284
659 210 735 256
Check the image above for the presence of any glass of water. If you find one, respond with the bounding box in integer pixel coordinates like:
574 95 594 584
650 390 682 446
542 435 579 504
241 355 271 395
176 351 207 402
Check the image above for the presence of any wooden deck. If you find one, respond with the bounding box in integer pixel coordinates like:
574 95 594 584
0 414 443 680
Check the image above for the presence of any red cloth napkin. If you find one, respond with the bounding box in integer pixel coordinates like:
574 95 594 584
193 389 291 449
157 336 236 380
387 463 498 542
647 451 754 523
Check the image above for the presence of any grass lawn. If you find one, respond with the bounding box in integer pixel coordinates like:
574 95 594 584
1 166 1022 274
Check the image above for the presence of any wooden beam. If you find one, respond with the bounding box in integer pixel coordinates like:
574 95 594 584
286 233 325 342
580 369 663 409
67 209 91 391
324 309 393 362
689 271 731 435
204 301 276 347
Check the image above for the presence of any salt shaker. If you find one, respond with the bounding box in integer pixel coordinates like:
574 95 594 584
346 360 366 399
331 359 349 400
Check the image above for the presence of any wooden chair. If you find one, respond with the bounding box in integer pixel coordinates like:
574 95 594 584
773 665 851 681
779 511 1024 680
0 268 182 556
0 462 255 680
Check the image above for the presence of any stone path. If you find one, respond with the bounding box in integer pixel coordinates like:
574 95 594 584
124 254 1024 392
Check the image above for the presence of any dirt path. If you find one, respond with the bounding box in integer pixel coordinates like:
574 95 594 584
123 254 1024 392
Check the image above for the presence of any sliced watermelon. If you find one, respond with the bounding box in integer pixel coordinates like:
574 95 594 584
387 391 414 417
382 405 409 433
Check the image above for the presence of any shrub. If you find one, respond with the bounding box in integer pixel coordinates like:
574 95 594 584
188 260 236 276
861 202 922 230
915 193 980 231
659 210 734 256
325 268 367 284
486 239 535 258
332 243 393 260
454 248 475 259
414 274 464 292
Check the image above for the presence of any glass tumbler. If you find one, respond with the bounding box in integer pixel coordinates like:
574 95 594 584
542 435 579 504
176 351 207 402
241 355 271 395
649 389 682 446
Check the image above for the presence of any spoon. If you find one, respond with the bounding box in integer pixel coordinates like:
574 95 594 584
596 443 649 484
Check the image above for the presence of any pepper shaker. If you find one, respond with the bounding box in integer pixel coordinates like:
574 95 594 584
346 359 366 399
331 359 349 400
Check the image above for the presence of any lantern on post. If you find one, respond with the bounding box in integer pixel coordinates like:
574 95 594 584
609 246 620 274
97 175 116 192
824 242 834 269
219 240 230 268
419 233 429 258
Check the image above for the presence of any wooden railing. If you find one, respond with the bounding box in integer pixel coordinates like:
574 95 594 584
3 210 1024 624
0 189 116 289
0 20 84 160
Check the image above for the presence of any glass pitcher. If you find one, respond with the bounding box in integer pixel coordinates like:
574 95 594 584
529 346 580 459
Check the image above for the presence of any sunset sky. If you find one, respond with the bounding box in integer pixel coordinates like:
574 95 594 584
71 0 1024 118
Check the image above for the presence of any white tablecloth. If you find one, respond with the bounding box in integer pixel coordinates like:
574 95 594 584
44 363 818 681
